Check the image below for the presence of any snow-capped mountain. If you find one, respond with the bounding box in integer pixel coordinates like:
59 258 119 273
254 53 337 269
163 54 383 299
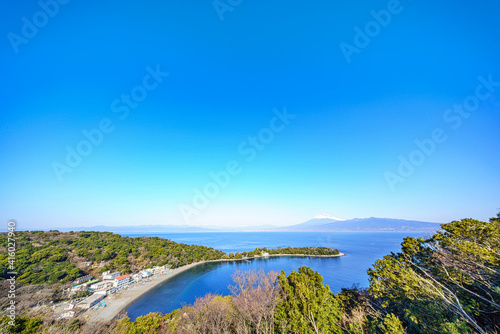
314 213 345 220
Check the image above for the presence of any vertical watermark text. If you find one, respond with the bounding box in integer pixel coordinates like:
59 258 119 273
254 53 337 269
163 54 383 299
5 220 17 327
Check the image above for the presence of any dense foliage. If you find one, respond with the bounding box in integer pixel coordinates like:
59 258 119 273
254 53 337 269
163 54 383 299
275 266 342 333
225 246 340 259
260 246 339 256
367 214 500 333
0 231 225 285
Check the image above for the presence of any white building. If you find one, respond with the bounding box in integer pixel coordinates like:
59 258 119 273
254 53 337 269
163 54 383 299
113 274 132 290
89 281 113 291
76 294 105 310
132 273 143 282
103 271 121 280
74 274 92 284
61 311 75 318
95 287 117 295
153 265 169 274
140 269 153 278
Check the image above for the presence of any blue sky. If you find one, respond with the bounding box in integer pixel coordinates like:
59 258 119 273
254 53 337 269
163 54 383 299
1 0 499 229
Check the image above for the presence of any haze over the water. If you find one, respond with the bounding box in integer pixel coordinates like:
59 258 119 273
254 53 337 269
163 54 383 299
1 0 499 230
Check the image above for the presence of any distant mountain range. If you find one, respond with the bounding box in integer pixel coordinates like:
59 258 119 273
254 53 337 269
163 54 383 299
49 214 442 233
276 216 441 232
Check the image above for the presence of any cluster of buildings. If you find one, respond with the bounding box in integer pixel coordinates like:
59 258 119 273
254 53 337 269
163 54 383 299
61 265 169 315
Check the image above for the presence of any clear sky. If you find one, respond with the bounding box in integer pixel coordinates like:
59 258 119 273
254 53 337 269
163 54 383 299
1 0 499 230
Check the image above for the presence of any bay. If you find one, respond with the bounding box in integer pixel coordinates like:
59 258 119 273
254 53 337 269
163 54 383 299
122 232 426 321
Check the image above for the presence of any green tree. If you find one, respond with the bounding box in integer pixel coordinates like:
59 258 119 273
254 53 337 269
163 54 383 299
275 266 342 334
0 316 43 334
380 313 405 334
117 313 165 334
368 217 500 333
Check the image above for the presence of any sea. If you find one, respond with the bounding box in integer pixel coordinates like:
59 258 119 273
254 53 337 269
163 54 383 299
121 232 426 321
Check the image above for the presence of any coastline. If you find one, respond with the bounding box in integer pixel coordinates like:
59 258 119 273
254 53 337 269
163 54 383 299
91 252 345 322
91 261 205 322
262 252 345 259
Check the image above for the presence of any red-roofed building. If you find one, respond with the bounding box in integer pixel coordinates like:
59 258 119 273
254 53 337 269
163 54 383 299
113 274 132 290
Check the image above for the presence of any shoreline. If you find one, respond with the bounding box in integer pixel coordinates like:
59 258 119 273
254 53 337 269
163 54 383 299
206 252 346 263
91 261 205 322
262 252 345 259
91 252 345 322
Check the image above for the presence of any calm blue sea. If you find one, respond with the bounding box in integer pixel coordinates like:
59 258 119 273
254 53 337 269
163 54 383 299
121 232 425 321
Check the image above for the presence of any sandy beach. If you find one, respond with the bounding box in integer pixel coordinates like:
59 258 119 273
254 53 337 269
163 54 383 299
91 261 205 322
90 252 345 322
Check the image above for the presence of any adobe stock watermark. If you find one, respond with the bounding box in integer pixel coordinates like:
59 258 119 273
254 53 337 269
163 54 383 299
178 107 295 223
5 220 17 327
385 74 499 191
213 0 242 21
339 0 411 64
7 0 71 54
52 65 169 182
